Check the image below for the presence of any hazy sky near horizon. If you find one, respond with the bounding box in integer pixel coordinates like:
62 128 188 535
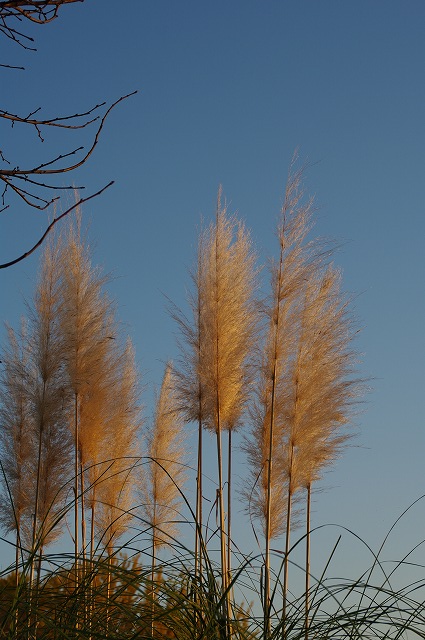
1 1 424 579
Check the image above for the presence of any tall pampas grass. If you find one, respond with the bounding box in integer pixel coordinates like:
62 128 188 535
202 192 257 599
172 193 258 606
138 362 186 637
1 237 74 635
57 214 114 587
275 263 362 635
79 357 113 563
139 362 186 554
27 236 73 577
91 340 141 636
243 160 363 639
200 193 257 437
243 160 329 633
170 230 207 588
285 265 362 639
244 167 308 614
0 322 32 582
77 310 123 561
94 339 141 555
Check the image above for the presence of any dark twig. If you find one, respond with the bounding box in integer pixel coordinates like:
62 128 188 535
1 1 136 267
0 181 113 269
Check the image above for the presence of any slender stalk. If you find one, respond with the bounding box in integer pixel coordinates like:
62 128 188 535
105 549 112 638
80 456 87 567
264 359 276 637
216 426 228 598
28 403 43 608
15 533 19 589
227 429 232 591
195 271 204 595
264 314 282 635
35 544 43 592
214 207 229 621
33 543 44 638
264 218 285 636
29 375 51 637
80 452 87 625
191 251 205 629
74 392 79 593
282 443 294 639
88 498 96 640
90 493 96 563
195 267 204 593
151 531 156 639
14 530 20 639
195 413 203 599
29 408 43 587
305 482 311 640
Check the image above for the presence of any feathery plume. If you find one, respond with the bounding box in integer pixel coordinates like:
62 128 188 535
58 213 114 582
170 226 207 588
201 195 257 435
94 339 142 554
243 159 326 627
138 362 185 639
172 194 258 602
139 362 186 550
0 322 33 559
27 234 73 558
280 264 362 640
201 193 258 607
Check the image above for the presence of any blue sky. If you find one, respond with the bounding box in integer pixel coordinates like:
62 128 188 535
1 1 424 585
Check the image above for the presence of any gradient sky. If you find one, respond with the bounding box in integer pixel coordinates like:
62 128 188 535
1 1 424 586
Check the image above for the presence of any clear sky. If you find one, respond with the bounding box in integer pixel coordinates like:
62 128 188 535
1 1 424 588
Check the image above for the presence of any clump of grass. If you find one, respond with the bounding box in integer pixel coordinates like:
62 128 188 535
0 475 424 640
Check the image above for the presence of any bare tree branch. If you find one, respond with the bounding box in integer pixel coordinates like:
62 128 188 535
1 0 137 267
0 1 84 48
0 182 114 269
1 91 137 210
